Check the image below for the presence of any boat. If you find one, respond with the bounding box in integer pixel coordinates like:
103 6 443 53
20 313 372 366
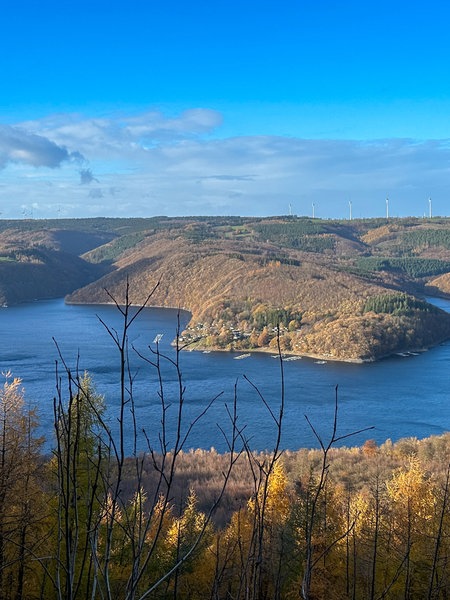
315 360 327 364
153 333 164 344
234 353 251 360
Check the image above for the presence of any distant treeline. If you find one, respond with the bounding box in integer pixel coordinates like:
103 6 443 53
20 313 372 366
86 232 148 263
363 292 440 316
355 256 450 278
401 228 450 250
253 220 336 252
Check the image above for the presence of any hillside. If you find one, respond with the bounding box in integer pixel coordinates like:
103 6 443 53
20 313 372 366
0 226 111 305
64 216 450 362
2 216 450 361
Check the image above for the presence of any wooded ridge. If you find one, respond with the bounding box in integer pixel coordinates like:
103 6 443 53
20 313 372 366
2 215 450 361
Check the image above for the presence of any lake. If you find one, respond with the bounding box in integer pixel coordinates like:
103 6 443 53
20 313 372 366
1 297 450 453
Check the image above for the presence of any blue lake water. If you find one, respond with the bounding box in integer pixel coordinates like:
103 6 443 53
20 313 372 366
1 297 450 452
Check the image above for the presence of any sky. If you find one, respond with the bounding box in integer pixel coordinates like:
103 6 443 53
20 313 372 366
1 0 450 220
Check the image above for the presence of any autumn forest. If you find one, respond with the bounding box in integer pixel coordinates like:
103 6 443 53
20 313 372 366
3 344 450 600
2 216 450 598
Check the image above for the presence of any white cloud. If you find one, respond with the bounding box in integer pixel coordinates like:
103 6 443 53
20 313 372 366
1 109 450 219
20 108 223 159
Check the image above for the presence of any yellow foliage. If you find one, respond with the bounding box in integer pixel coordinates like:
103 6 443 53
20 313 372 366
248 461 291 526
386 456 434 520
0 373 24 415
166 489 209 551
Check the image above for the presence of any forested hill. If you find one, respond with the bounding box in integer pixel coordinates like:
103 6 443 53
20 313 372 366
3 215 450 361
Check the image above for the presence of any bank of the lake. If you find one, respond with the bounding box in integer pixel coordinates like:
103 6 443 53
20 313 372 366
177 293 450 364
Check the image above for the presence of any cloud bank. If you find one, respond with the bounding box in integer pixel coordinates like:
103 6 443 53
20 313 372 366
1 109 449 219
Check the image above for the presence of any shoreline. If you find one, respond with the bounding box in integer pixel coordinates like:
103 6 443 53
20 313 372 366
180 341 438 365
64 295 450 364
180 341 367 364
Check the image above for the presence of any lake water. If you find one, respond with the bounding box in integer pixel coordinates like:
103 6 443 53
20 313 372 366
1 298 450 453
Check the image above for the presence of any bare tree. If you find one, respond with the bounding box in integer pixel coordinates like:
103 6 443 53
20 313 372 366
50 280 243 600
301 385 373 600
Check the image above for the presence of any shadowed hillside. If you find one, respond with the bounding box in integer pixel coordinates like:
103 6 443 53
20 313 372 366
0 227 111 305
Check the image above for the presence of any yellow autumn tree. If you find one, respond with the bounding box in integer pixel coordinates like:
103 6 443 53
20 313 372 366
248 460 290 526
218 460 294 600
385 456 435 598
163 489 214 599
0 373 46 600
103 488 176 598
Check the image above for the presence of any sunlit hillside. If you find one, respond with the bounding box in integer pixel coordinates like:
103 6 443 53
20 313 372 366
2 215 450 360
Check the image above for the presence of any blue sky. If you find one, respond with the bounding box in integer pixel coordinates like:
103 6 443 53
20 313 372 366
1 0 450 219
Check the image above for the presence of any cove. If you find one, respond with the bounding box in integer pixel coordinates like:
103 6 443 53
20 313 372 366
1 297 450 452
